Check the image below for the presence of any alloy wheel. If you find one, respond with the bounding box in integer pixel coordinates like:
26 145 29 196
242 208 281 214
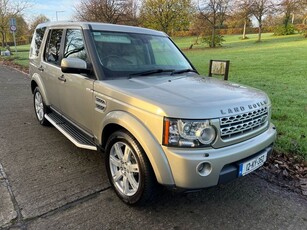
34 91 44 121
109 141 140 196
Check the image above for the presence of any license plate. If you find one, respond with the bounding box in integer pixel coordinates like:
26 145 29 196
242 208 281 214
239 152 267 177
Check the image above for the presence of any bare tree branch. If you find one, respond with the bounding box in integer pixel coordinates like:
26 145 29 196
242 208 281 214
74 0 139 25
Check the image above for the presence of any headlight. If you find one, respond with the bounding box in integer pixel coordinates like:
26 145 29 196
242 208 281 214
163 118 216 147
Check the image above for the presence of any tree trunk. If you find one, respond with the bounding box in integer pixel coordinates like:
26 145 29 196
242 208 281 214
242 20 247 39
3 31 7 47
1 31 5 47
258 24 262 42
211 26 215 48
195 34 200 45
284 15 290 28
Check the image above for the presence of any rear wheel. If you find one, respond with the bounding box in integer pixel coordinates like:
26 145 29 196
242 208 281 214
33 87 50 126
105 130 157 205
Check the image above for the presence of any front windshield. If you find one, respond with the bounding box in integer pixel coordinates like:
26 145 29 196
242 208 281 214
91 31 193 78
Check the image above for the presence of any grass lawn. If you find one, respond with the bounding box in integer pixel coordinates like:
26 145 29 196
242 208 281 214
0 44 30 67
1 33 306 159
173 33 307 159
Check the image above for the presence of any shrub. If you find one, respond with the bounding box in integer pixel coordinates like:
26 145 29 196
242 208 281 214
296 24 307 38
202 34 225 47
274 24 295 36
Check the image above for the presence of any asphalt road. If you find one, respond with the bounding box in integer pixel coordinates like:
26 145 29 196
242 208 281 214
0 65 306 230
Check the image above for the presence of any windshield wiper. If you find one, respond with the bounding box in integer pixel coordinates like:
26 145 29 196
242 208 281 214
171 69 198 75
130 69 175 76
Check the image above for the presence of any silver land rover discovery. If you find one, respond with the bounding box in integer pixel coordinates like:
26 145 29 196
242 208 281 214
29 22 276 205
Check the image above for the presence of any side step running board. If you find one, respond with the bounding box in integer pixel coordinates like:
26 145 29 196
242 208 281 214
45 113 97 151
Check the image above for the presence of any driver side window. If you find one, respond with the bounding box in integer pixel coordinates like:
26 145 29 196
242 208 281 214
44 29 63 65
64 29 87 61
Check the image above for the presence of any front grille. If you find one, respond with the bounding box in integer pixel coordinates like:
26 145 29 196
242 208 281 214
220 107 268 140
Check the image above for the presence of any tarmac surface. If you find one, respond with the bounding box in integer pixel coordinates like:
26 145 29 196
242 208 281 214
0 65 306 229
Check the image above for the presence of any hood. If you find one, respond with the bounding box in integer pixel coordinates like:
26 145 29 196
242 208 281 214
102 75 270 119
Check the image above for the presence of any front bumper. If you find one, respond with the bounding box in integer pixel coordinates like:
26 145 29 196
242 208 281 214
162 123 276 189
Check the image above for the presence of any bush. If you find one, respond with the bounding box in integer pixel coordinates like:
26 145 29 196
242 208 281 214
202 34 225 47
274 24 296 36
296 24 307 38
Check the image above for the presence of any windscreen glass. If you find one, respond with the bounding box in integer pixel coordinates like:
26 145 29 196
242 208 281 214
91 31 193 78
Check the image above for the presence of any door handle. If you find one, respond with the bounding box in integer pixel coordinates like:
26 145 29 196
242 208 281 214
38 66 44 72
58 75 66 82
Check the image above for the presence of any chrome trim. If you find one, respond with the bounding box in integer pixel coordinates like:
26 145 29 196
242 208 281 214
211 106 270 149
220 107 268 140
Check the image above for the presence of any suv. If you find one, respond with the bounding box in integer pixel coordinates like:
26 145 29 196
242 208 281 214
29 22 276 205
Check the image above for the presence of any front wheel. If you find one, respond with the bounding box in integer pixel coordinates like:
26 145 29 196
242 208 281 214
33 87 50 126
105 130 157 205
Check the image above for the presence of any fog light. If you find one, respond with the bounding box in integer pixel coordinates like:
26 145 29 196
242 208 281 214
196 162 212 176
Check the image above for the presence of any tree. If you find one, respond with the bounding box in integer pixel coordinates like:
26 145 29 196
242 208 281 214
74 0 138 25
123 0 139 26
189 13 212 48
234 0 253 39
2 14 28 45
251 0 275 42
198 0 231 47
0 0 29 46
278 0 301 26
140 0 193 35
29 14 50 36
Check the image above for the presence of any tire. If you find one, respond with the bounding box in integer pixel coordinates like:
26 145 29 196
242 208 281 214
33 87 50 126
105 130 157 205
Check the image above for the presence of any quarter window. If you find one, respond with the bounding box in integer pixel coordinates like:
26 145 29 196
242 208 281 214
30 27 46 58
44 29 63 65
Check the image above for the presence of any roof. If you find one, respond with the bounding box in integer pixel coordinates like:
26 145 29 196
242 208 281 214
36 21 167 37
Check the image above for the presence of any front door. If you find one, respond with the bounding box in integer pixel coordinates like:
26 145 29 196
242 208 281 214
59 28 95 133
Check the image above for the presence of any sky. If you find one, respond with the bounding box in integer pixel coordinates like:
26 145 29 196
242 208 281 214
24 0 76 23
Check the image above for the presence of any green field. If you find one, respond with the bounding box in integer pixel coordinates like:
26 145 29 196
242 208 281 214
0 44 30 67
1 33 306 158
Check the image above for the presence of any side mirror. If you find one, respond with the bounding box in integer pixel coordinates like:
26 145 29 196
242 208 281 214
61 58 90 74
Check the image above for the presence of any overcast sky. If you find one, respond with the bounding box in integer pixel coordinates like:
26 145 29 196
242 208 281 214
24 0 76 22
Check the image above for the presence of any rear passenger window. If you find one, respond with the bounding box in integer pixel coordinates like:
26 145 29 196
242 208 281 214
44 29 63 65
64 29 87 61
30 27 46 58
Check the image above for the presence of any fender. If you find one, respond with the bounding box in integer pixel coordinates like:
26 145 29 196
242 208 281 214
100 111 175 186
31 73 50 105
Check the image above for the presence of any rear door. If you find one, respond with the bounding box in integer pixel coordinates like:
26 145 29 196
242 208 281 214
40 28 64 111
